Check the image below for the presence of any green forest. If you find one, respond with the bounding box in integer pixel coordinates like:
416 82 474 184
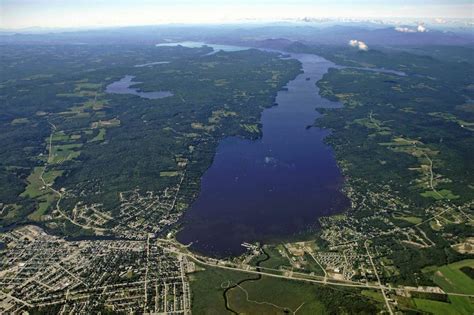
0 44 301 233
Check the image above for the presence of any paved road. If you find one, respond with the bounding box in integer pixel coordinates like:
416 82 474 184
365 240 393 315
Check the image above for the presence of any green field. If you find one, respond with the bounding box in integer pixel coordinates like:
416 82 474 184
226 276 326 314
20 167 61 221
189 265 248 314
51 131 70 142
29 194 56 221
190 264 382 315
160 171 179 177
21 167 48 199
415 260 474 314
361 290 385 303
421 189 460 200
42 170 64 185
91 128 106 142
432 260 474 295
413 298 466 315
259 246 292 271
48 143 82 164
302 253 326 276
393 215 422 225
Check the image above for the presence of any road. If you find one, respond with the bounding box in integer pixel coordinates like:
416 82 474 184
305 247 328 284
158 239 385 290
40 122 107 233
158 238 474 305
422 153 437 196
365 240 393 315
143 235 150 313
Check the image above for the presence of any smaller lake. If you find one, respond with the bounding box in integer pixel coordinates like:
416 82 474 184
134 61 170 68
106 75 173 99
156 41 250 55
343 66 407 76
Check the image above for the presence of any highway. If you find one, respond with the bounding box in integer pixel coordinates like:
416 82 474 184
156 238 474 298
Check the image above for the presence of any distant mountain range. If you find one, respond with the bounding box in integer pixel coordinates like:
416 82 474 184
1 23 473 47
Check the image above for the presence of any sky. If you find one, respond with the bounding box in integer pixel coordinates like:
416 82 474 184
1 0 473 29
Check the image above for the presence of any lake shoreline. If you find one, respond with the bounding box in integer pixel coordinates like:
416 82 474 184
172 43 350 258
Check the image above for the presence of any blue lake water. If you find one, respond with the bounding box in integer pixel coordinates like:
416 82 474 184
106 75 173 99
166 43 350 257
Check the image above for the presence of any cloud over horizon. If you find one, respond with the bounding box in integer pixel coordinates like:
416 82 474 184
417 24 427 32
349 39 369 51
1 0 473 29
395 23 428 33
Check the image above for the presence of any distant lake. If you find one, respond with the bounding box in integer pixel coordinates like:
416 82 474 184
170 42 350 257
134 61 170 68
106 75 173 99
343 66 407 76
156 41 250 55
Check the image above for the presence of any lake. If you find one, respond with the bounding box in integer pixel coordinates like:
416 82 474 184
156 41 250 55
168 43 350 257
134 61 170 68
106 75 173 99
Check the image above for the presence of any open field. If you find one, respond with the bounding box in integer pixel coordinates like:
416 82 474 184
226 276 325 314
258 246 292 271
413 298 465 315
91 128 106 142
20 167 62 221
190 263 382 315
21 167 48 199
431 260 474 295
189 266 247 314
393 215 422 225
48 143 82 164
421 189 460 200
416 260 474 314
160 171 180 177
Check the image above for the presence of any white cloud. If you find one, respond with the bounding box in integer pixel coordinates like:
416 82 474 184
394 26 416 33
348 39 358 47
417 24 427 32
348 39 368 51
394 24 428 33
358 41 369 51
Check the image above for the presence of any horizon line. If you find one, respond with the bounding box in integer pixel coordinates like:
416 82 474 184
1 17 473 33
